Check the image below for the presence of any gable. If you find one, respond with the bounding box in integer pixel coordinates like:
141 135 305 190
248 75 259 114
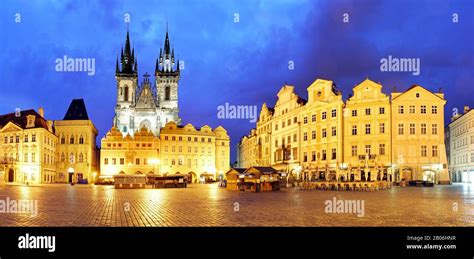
392 85 445 103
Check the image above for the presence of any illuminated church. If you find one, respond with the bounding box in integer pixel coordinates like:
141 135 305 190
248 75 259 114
113 29 181 136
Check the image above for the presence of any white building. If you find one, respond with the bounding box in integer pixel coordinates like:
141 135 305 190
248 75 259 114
448 106 474 183
114 30 181 137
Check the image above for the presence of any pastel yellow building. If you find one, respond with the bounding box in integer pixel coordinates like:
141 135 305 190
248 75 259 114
270 84 306 177
55 99 99 183
237 77 450 185
0 109 57 184
391 85 449 183
343 79 392 182
300 79 344 181
100 121 230 183
237 129 257 168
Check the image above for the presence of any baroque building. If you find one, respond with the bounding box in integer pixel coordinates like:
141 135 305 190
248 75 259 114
100 122 230 183
0 109 57 184
237 77 450 184
114 30 181 137
447 106 474 183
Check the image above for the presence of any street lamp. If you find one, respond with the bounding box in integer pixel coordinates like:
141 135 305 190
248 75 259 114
149 158 160 187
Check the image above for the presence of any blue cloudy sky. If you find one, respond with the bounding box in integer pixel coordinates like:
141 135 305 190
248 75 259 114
1 0 473 162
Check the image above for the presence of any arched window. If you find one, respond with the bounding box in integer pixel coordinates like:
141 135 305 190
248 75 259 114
79 135 84 144
165 86 170 101
69 135 74 144
60 135 65 144
78 153 84 163
124 86 129 102
61 152 65 162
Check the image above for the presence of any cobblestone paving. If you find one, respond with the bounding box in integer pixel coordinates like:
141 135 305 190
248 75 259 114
0 183 473 226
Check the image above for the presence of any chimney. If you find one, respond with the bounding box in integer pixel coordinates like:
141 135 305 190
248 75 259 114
38 107 44 118
47 120 53 132
464 106 470 114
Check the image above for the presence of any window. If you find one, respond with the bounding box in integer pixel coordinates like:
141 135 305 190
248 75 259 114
352 110 357 117
331 126 336 136
322 112 327 120
365 124 371 135
409 123 415 135
365 108 371 115
61 153 65 162
79 153 84 163
70 136 74 144
287 119 291 126
432 124 438 135
379 144 385 156
136 158 140 165
178 157 183 165
311 130 316 140
31 152 36 163
331 148 336 160
322 128 327 138
352 125 357 136
432 106 438 114
144 158 148 165
409 105 415 114
380 123 385 134
172 146 175 152
187 137 191 141
379 107 385 114
311 114 316 122
275 124 278 131
188 146 192 153
331 109 336 117
293 134 297 142
312 151 316 161
10 136 13 143
398 105 404 114
365 145 371 155
421 105 426 114
112 158 116 165
303 117 308 124
294 117 297 123
432 145 438 157
172 159 176 165
3 136 7 143
398 124 404 135
165 86 171 101
275 140 278 148
172 136 176 141
351 145 357 156
303 152 308 162
421 145 427 157
322 150 326 160
79 135 84 144
303 132 308 141
24 152 28 162
31 134 36 142
421 123 427 134
471 153 474 163
282 121 285 128
24 134 28 142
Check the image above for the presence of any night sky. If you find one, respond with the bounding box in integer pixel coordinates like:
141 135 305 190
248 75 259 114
1 0 473 163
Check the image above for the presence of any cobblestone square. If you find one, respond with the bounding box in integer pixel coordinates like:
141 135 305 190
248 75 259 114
0 183 473 226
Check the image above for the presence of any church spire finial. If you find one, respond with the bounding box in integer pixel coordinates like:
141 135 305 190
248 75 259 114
116 57 120 74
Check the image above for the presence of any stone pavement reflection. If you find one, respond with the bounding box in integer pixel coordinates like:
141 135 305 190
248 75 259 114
0 183 473 226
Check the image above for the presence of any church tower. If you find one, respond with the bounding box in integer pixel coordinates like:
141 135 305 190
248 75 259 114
114 30 138 134
155 29 181 124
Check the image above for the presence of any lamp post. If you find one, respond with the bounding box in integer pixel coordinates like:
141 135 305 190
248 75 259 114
149 158 160 188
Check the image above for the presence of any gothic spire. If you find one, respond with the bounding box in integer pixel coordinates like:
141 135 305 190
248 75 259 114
176 59 180 71
116 57 120 74
119 29 136 75
164 30 171 55
134 58 137 73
